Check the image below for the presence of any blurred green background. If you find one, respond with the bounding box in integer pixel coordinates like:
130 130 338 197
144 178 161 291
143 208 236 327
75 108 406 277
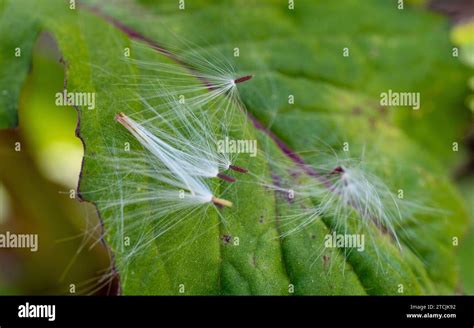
0 33 114 295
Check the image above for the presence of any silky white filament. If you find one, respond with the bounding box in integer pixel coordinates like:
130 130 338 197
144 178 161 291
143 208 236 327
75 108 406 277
115 112 233 208
253 147 428 248
120 40 253 142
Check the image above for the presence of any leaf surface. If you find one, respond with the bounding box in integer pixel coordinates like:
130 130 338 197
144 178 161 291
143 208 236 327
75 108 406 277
1 0 470 295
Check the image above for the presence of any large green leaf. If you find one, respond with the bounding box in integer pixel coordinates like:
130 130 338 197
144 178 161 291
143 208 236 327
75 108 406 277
1 0 470 295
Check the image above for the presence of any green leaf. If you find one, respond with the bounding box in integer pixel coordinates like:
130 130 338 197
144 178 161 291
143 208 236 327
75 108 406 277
3 0 470 295
85 0 473 168
0 0 40 128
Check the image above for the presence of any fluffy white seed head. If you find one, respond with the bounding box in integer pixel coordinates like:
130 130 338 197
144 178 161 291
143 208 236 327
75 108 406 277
252 146 430 250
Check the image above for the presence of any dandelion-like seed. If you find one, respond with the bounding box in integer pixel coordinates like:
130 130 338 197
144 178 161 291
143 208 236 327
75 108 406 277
122 40 254 134
255 147 419 249
115 112 232 208
323 162 402 246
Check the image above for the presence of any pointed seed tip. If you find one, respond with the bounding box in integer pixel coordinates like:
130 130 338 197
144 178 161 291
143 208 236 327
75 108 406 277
229 165 248 173
212 197 233 208
234 75 253 84
217 173 236 183
115 112 126 121
331 166 345 174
